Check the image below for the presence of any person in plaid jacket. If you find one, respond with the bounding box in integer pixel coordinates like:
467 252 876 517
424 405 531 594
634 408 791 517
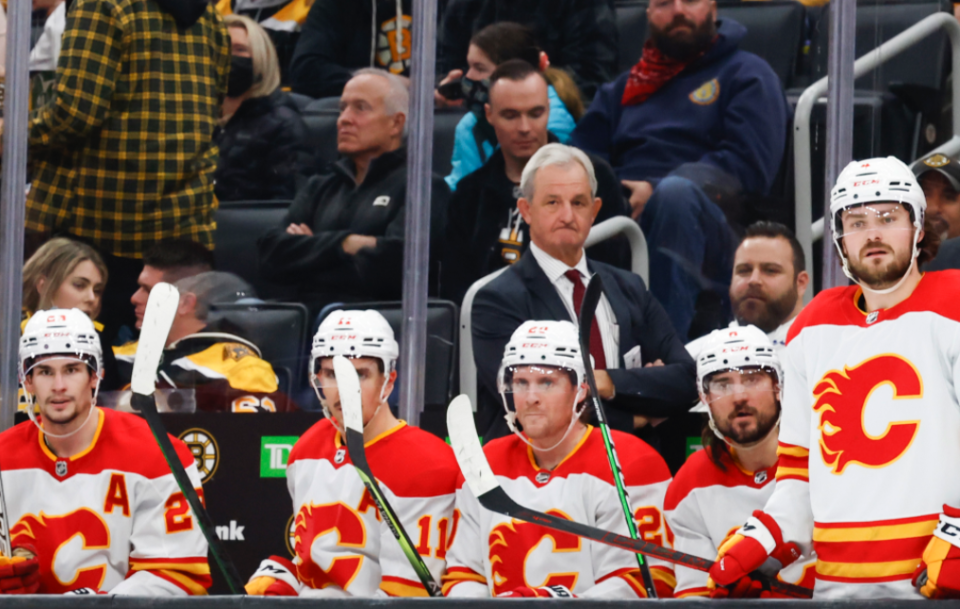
21 0 231 340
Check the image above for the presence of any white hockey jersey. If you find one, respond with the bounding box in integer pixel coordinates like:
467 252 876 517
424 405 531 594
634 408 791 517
442 426 675 598
664 446 816 597
285 419 459 597
763 271 960 599
0 408 210 595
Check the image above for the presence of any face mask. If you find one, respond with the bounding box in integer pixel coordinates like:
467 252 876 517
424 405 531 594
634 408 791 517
461 76 490 117
227 56 256 97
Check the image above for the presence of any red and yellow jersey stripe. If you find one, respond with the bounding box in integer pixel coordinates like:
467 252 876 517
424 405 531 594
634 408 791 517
776 443 809 483
813 514 937 583
129 556 211 595
440 566 486 596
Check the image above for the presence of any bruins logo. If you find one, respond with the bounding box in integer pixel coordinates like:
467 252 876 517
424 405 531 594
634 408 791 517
286 513 297 557
224 343 255 361
689 78 720 105
178 428 220 484
923 153 951 168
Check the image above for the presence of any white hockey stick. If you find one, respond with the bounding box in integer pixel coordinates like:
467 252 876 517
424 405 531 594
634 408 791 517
0 457 10 557
334 356 442 596
132 282 244 593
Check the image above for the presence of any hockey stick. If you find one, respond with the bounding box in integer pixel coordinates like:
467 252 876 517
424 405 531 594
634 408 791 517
131 282 245 594
446 395 812 599
0 453 10 558
577 273 656 597
333 355 443 597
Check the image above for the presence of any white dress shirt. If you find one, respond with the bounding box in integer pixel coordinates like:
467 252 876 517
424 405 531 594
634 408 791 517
529 242 620 368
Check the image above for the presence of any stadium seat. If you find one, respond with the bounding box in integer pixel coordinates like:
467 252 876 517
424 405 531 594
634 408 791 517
614 1 647 73
433 107 467 178
207 302 310 407
212 200 292 299
311 300 459 438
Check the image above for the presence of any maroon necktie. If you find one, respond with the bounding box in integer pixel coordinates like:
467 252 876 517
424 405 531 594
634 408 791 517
564 270 606 370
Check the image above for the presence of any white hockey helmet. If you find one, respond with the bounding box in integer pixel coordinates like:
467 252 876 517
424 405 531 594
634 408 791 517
310 309 399 380
498 320 588 452
829 156 926 289
497 320 586 391
696 325 781 397
19 308 103 381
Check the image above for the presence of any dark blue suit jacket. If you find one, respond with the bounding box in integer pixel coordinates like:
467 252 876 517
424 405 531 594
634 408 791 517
472 251 698 442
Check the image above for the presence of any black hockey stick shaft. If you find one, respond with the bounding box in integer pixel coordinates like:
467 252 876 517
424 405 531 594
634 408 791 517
476 484 812 599
335 357 442 597
0 451 10 557
578 274 657 597
133 393 245 594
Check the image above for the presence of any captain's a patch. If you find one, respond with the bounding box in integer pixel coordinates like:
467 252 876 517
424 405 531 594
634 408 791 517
689 78 720 105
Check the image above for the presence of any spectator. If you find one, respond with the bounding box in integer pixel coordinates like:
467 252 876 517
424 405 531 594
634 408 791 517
258 69 450 312
215 0 311 84
472 144 696 442
686 221 808 358
441 59 629 304
215 15 311 202
289 0 423 100
436 0 618 101
20 0 230 347
571 0 789 339
912 153 960 242
128 240 215 332
21 237 120 391
116 272 296 413
437 22 581 191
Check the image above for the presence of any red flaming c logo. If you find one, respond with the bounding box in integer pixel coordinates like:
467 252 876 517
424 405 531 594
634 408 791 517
294 502 366 591
11 509 110 593
813 354 921 474
488 510 581 595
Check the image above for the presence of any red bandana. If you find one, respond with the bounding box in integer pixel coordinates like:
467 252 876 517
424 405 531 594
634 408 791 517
621 38 717 106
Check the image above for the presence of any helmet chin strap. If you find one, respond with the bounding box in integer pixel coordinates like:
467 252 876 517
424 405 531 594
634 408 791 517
708 406 781 451
313 376 392 434
502 389 587 454
24 383 101 440
837 224 921 297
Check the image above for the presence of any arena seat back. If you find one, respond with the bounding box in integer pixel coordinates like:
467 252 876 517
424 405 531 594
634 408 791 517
207 302 310 405
213 200 292 299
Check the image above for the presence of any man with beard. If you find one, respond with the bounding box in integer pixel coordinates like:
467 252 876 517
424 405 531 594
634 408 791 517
707 157 960 600
686 221 808 361
570 0 789 340
911 153 960 271
664 326 816 598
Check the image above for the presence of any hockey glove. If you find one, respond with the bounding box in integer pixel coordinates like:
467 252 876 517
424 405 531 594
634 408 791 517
498 584 575 598
64 588 106 595
914 505 960 599
0 555 40 595
708 510 801 597
245 555 301 596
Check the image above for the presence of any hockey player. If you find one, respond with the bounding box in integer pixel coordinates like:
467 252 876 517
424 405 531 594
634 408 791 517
0 309 209 595
245 310 460 597
665 326 815 598
442 320 675 598
708 156 960 599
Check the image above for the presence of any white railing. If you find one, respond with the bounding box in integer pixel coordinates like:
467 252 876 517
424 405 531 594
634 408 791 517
458 218 650 409
794 12 960 300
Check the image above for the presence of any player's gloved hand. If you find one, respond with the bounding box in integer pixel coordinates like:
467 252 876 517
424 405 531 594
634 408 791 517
245 556 301 596
64 588 106 595
0 554 40 595
708 511 800 598
914 505 960 599
498 584 575 598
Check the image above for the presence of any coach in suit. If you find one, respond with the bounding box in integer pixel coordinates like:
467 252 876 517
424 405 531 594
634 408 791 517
472 143 697 442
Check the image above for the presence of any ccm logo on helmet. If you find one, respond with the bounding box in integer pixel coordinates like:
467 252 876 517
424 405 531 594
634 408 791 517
45 314 67 323
527 326 551 334
521 342 548 348
853 179 880 187
722 346 749 353
331 335 358 340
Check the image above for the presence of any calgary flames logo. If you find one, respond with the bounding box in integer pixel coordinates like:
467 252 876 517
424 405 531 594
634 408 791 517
813 354 921 474
11 509 110 593
489 510 581 595
294 502 366 591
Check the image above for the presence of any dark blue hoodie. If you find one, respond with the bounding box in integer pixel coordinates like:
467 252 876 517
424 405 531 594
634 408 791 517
571 19 789 195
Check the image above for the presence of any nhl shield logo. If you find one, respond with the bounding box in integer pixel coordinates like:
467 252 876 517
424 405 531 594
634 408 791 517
754 470 768 484
178 428 220 484
55 460 68 477
334 448 346 464
689 78 720 105
866 311 879 324
535 471 551 484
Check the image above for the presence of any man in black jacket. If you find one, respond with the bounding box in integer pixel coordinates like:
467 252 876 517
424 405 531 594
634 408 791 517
436 0 618 100
441 60 629 305
472 143 696 442
258 69 450 310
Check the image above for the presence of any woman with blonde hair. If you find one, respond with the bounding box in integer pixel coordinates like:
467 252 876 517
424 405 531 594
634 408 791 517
215 15 310 201
22 237 120 389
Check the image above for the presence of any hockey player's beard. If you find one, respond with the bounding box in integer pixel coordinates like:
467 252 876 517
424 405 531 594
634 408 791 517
716 404 778 446
733 286 798 334
848 242 913 289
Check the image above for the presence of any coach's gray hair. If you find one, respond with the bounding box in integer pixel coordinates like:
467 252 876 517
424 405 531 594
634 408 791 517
175 272 257 321
520 143 598 201
352 68 409 136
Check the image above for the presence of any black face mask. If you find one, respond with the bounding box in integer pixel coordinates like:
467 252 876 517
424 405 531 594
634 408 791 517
227 56 256 97
461 76 491 117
